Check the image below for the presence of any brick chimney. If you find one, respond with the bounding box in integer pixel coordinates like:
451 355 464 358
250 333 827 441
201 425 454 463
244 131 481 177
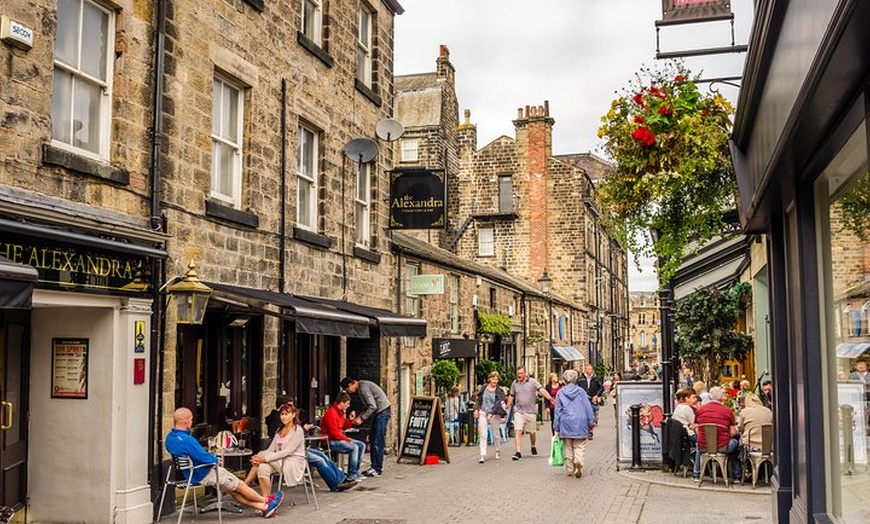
514 102 555 282
436 44 455 85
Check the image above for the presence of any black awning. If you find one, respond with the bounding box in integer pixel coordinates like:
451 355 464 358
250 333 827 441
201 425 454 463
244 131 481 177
206 282 370 338
433 338 478 359
300 296 427 337
0 256 38 310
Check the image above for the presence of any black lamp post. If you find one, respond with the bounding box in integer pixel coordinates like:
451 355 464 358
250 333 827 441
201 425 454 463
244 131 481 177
650 229 677 471
538 270 554 350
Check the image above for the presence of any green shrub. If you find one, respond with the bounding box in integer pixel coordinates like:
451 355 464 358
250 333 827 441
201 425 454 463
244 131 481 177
431 359 460 394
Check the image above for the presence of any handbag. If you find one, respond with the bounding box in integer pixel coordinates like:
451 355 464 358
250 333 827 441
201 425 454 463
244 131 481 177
548 434 565 467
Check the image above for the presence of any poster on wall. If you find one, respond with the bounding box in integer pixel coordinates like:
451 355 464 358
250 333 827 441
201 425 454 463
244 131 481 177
837 382 867 466
51 338 88 399
616 382 664 463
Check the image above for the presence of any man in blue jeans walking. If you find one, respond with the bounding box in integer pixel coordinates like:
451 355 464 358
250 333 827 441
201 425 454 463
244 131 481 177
342 377 391 476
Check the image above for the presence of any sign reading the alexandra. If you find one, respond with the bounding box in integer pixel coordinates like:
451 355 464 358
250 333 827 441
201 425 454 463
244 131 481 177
660 0 732 24
389 169 446 230
0 234 151 294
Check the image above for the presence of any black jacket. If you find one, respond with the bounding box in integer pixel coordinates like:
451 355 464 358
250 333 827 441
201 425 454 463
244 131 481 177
577 373 604 399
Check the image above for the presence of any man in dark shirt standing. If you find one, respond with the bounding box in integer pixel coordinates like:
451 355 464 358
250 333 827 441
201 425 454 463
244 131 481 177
342 377 391 477
577 363 604 434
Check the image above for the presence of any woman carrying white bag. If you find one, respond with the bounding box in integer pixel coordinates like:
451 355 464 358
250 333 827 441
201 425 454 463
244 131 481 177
553 369 596 478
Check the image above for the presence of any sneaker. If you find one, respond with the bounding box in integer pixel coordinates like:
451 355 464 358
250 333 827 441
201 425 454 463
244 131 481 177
511 452 522 461
337 479 360 492
347 474 363 482
574 462 583 478
691 475 700 482
362 468 379 477
530 447 538 456
479 456 485 463
263 490 283 518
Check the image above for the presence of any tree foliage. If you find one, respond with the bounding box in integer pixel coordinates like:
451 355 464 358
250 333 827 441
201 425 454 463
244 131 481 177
597 63 737 285
477 312 513 336
430 359 460 394
674 281 753 383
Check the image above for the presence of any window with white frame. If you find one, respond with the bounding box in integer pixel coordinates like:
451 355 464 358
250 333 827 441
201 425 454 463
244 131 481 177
478 225 494 256
498 174 513 213
52 0 114 158
449 275 459 333
211 76 244 207
400 139 418 163
356 5 373 87
405 264 421 318
297 125 319 229
355 162 371 247
301 0 322 46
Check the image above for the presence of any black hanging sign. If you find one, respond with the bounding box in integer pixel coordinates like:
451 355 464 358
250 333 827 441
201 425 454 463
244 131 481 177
660 0 732 25
398 396 450 464
389 169 446 230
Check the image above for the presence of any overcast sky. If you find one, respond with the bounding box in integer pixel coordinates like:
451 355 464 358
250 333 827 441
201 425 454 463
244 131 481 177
393 0 754 292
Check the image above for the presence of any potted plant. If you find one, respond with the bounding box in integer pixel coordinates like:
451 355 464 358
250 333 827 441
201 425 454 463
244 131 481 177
430 359 460 397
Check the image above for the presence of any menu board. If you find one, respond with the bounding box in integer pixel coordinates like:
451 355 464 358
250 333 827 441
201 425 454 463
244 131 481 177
51 338 89 399
398 396 450 465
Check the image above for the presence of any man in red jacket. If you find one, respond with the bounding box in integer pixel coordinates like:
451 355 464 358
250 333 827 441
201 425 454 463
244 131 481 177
321 392 367 482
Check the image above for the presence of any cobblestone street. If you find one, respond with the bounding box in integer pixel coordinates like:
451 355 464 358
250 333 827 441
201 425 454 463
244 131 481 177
166 404 773 523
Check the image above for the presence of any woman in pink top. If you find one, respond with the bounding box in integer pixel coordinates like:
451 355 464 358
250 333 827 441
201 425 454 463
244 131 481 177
244 401 307 496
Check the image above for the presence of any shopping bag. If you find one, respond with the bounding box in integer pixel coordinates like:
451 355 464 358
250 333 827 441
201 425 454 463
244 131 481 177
549 434 565 467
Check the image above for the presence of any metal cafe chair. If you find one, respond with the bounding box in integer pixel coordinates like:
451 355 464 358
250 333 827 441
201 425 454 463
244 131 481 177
156 455 223 524
745 423 774 488
272 453 319 510
696 423 731 488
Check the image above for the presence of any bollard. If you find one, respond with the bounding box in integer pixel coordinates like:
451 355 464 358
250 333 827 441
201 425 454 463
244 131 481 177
629 404 644 471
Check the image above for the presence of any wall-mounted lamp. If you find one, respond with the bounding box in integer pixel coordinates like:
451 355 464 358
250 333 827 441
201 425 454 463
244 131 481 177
167 261 212 325
537 269 552 295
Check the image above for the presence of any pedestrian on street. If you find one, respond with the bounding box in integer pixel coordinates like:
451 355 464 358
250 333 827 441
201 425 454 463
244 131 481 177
577 362 604 437
473 370 509 463
506 366 554 460
553 369 595 478
342 377 391 477
545 372 562 433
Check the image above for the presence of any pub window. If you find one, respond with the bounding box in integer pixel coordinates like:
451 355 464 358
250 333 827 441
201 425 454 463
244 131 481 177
400 139 418 163
405 263 421 318
498 174 513 213
489 287 496 309
51 0 114 159
449 274 460 333
211 76 244 208
356 5 373 88
478 225 494 256
355 162 371 247
301 0 322 46
297 124 319 229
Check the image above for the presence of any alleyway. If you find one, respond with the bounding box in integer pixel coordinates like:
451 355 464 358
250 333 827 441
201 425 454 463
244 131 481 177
164 402 773 523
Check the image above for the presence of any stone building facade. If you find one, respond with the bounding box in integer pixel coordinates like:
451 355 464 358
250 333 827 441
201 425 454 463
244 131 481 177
0 0 411 521
394 47 629 374
628 292 661 366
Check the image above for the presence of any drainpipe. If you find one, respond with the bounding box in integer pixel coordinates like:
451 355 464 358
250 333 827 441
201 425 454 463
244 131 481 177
395 251 403 443
148 0 167 500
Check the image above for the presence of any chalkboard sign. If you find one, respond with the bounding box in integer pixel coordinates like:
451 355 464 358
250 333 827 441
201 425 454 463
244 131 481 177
398 396 450 465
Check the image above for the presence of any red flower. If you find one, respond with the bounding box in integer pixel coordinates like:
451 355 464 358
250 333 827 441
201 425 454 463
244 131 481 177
633 115 645 124
632 93 644 106
631 127 655 147
658 105 673 117
701 108 710 116
675 75 686 83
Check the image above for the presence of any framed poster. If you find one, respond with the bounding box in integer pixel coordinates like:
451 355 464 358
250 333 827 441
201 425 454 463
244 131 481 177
837 382 867 466
51 338 88 399
616 382 664 463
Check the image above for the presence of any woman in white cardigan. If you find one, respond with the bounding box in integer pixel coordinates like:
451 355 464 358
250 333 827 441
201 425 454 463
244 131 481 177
244 401 306 496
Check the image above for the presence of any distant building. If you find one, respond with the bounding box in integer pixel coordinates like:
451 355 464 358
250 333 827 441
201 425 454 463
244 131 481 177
629 292 661 368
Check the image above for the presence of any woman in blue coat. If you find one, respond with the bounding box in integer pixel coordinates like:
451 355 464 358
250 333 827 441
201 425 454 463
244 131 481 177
554 369 596 478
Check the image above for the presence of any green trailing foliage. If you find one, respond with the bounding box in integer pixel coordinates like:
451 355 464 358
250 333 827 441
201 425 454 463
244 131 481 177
475 359 516 388
477 311 512 336
674 281 753 383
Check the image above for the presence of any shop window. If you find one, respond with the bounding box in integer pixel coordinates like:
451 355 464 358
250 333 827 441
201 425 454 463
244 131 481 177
51 0 114 159
301 0 322 46
355 162 371 247
405 263 421 318
297 124 319 229
356 5 373 88
211 76 244 208
815 119 868 520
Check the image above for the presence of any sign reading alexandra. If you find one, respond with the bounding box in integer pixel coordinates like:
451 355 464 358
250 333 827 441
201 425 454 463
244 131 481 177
0 233 151 294
389 169 446 230
660 0 732 25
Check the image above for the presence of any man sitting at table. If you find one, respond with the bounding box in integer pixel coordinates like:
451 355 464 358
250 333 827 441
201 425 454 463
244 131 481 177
165 407 284 518
692 387 741 482
320 392 367 482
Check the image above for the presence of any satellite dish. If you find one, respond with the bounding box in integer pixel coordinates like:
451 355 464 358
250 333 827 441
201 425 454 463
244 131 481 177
375 118 405 142
343 138 378 163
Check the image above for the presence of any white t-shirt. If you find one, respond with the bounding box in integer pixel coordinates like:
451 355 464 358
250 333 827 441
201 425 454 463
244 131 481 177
672 403 696 436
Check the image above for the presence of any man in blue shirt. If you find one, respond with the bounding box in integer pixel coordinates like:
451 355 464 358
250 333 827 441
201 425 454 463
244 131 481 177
165 407 284 518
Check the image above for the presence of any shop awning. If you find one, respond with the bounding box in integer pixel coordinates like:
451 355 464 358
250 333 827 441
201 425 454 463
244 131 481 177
206 282 370 338
551 345 584 362
300 296 427 337
433 337 478 359
0 256 38 310
836 342 870 358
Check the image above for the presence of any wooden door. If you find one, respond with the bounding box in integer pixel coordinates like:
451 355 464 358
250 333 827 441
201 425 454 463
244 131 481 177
0 310 29 510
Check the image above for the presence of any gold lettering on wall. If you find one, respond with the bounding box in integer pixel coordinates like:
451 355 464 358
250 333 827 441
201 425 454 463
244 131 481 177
1 242 136 280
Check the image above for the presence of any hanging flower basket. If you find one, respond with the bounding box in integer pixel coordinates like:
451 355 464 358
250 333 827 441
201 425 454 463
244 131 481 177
597 63 737 285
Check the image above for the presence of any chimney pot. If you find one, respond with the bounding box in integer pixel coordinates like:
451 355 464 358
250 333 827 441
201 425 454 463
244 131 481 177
517 108 524 119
